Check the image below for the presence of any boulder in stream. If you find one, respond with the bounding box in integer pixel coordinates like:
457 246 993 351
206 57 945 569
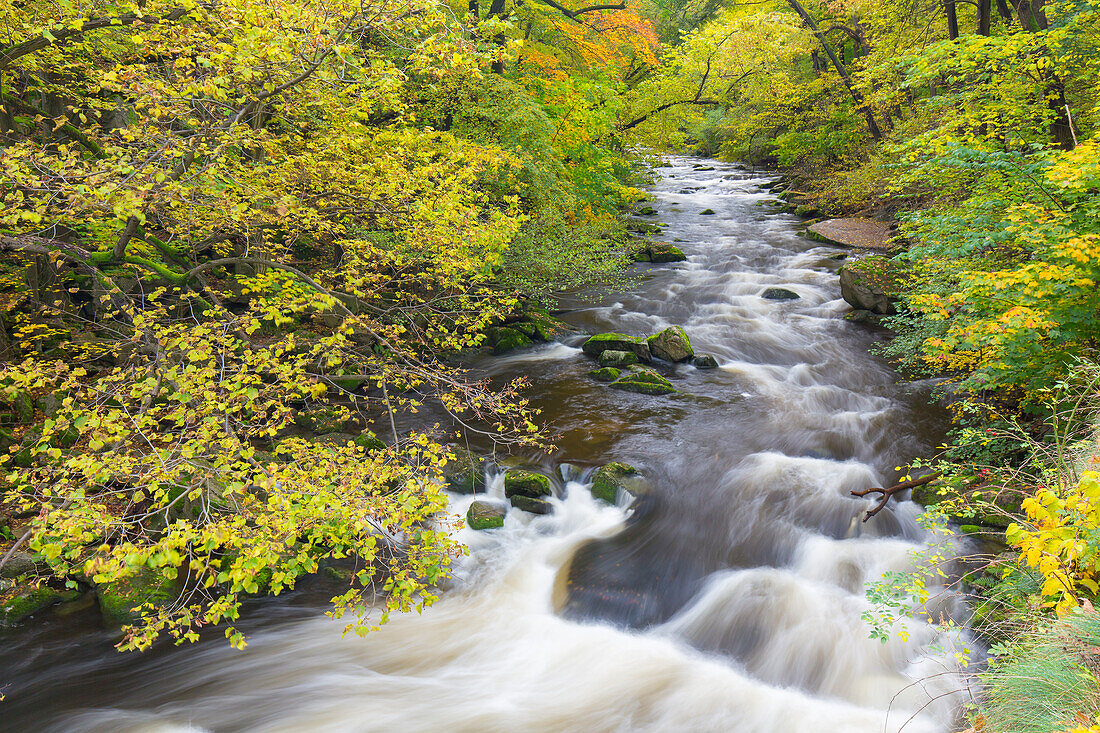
589 367 621 382
466 500 506 530
97 567 178 626
504 469 551 498
693 354 719 369
509 494 553 515
598 350 638 368
699 208 716 215
610 369 676 396
443 446 486 494
590 462 640 504
646 326 693 362
650 243 686 263
581 334 651 362
486 326 534 354
761 287 800 301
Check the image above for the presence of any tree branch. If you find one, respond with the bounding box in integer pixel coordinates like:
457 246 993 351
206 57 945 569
851 471 942 521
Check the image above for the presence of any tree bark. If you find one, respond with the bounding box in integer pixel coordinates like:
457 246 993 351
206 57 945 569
784 0 882 141
977 0 992 35
945 1 959 39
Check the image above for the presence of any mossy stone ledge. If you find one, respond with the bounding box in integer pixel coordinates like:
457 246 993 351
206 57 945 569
509 494 553 515
96 567 178 626
486 326 534 354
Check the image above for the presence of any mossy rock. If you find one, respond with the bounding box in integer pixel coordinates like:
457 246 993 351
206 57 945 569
486 326 534 354
590 462 639 504
761 287 800 301
598 350 638 368
646 326 693 362
509 494 552 515
328 376 365 393
353 431 386 452
443 446 486 494
693 354 719 369
97 567 178 626
589 367 621 383
699 208 716 215
843 309 886 327
581 333 651 362
630 246 652 262
524 311 570 342
9 391 34 423
636 206 658 216
511 321 539 339
294 405 349 435
649 244 686 263
610 370 676 396
0 586 67 626
504 470 551 498
467 500 506 530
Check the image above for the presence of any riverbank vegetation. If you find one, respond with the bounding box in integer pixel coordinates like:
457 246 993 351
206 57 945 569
0 0 657 648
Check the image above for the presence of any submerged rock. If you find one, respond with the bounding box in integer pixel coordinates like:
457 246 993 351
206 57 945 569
598 350 638 368
646 326 693 362
466 500 505 530
693 354 719 369
610 369 676 396
509 495 553 515
504 469 551 498
581 333 651 362
590 462 639 504
762 287 800 301
443 446 486 494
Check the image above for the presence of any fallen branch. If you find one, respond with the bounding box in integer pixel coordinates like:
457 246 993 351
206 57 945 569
851 471 942 521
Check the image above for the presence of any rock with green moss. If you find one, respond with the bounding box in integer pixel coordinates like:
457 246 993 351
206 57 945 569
504 470 551 498
487 326 534 354
353 431 386 452
700 208 716 215
589 367 621 382
762 287 800 301
598 350 638 368
467 500 506 530
843 309 886 327
649 243 686 263
294 405 349 435
839 258 904 315
443 446 486 494
693 354 719 369
97 567 178 626
10 391 34 423
0 586 66 626
524 310 570 342
610 370 676 396
510 321 539 339
509 494 552 515
590 462 639 504
646 326 693 362
636 206 658 216
581 333 651 362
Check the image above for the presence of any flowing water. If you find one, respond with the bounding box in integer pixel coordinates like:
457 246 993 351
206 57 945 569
0 159 973 732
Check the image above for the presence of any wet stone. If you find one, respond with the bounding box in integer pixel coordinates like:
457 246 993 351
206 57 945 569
466 501 506 530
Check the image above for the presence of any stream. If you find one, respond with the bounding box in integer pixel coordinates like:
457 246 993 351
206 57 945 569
0 158 973 732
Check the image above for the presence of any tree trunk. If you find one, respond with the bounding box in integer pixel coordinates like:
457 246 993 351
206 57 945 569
945 0 959 39
784 0 882 141
995 0 1013 20
977 0 992 35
